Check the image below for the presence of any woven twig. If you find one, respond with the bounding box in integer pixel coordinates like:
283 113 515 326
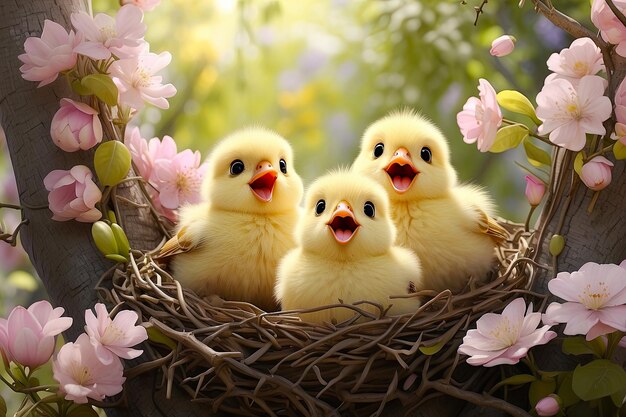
96 220 540 417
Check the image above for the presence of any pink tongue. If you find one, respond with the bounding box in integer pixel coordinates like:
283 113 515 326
334 229 353 242
254 187 273 201
393 176 412 191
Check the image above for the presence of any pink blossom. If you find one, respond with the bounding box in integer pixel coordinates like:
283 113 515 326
53 333 125 404
121 0 161 11
0 301 72 368
536 75 611 151
458 298 556 367
592 0 626 58
50 99 103 152
124 128 177 180
524 175 545 206
490 35 516 57
71 4 146 60
110 49 177 110
614 78 626 125
613 122 626 145
153 150 208 209
544 262 626 340
150 189 178 223
44 165 102 222
580 155 614 191
85 303 147 364
535 396 561 417
18 20 80 87
546 38 604 83
457 78 503 152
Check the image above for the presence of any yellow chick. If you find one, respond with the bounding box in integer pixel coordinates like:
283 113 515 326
158 127 304 311
351 110 507 293
275 170 422 324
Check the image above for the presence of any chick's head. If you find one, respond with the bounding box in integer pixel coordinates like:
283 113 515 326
298 170 395 259
205 127 303 214
352 110 457 201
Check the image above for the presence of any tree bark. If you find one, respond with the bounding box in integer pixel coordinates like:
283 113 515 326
0 1 206 416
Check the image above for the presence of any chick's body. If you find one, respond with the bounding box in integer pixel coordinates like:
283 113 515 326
275 171 422 324
352 111 507 293
159 128 303 311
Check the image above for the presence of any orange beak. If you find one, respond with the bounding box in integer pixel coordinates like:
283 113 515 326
248 160 278 202
326 201 360 245
384 147 418 193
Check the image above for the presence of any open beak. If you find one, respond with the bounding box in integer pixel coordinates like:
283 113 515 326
248 160 278 202
326 201 360 245
384 147 418 193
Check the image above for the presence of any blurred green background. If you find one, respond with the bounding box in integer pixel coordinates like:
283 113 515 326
0 0 593 412
91 0 590 217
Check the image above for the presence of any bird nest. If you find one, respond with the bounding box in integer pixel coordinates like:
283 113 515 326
96 220 541 417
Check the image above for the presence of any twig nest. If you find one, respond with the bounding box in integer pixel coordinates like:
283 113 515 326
97 220 538 417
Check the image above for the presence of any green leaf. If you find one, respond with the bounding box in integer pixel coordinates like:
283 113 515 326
105 254 129 263
489 125 528 153
496 90 542 125
81 74 118 106
523 137 552 167
94 141 131 187
529 378 556 406
92 221 118 256
418 340 444 355
490 374 536 393
0 395 6 417
572 359 626 401
67 405 99 417
7 270 38 292
557 372 580 407
562 336 602 358
611 386 626 407
614 141 626 160
147 326 177 350
574 152 585 176
70 79 92 96
110 223 130 259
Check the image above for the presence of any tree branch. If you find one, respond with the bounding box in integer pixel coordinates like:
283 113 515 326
530 0 607 48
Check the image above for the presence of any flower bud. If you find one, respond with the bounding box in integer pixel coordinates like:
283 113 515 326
549 234 565 257
580 156 614 191
91 221 118 256
524 175 545 206
50 99 103 152
490 35 516 57
535 395 561 416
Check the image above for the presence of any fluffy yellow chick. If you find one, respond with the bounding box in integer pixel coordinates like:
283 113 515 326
275 170 422 324
158 127 304 311
351 110 507 293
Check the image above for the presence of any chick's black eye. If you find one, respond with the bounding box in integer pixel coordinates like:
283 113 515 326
420 147 432 163
373 142 384 159
364 201 375 218
279 159 287 174
230 159 245 175
315 199 326 216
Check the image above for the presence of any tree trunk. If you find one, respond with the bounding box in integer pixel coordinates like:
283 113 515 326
0 1 206 416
